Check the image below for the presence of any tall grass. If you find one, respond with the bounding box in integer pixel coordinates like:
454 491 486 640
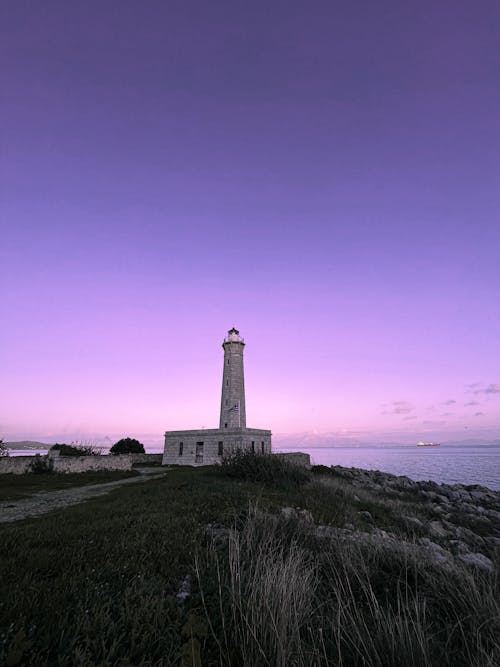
220 450 310 489
197 505 500 666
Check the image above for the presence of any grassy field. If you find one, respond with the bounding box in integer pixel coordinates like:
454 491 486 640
0 470 140 502
0 457 498 666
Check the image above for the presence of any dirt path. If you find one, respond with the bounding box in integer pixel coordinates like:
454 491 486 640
0 468 167 524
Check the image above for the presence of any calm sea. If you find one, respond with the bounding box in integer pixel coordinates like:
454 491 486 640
8 444 500 490
275 444 500 490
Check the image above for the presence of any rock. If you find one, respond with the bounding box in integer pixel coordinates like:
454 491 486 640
297 509 314 523
448 540 470 555
469 490 488 502
358 510 374 524
403 516 424 530
418 538 453 564
458 552 494 573
428 520 448 539
280 507 313 522
486 536 500 548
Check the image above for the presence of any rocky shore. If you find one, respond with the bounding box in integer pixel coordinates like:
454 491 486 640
295 465 500 573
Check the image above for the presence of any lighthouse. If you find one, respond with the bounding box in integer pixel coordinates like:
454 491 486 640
163 328 272 466
220 328 246 429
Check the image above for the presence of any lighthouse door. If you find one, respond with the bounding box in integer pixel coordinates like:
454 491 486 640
195 442 204 464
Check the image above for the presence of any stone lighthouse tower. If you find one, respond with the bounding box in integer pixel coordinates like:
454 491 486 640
220 327 246 429
162 327 272 466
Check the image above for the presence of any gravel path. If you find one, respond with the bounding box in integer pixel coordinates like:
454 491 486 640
0 468 167 524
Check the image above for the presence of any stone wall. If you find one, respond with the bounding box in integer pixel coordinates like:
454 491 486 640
0 456 34 474
274 452 311 468
53 455 134 473
163 428 272 466
0 454 135 475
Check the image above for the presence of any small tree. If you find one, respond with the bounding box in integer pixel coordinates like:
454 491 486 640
110 437 145 455
0 439 9 457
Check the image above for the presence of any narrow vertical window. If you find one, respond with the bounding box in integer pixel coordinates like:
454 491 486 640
261 441 265 454
179 442 183 456
224 423 228 428
218 441 223 456
251 441 255 453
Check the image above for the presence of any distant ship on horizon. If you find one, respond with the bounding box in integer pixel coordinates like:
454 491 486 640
416 441 441 447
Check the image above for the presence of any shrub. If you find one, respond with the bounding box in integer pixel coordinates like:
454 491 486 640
28 455 54 474
110 438 145 455
49 443 98 456
0 439 9 457
220 450 310 489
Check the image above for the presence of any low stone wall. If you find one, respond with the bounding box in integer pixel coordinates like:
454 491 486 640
275 452 311 468
53 455 134 473
0 454 135 475
0 456 34 474
129 453 163 465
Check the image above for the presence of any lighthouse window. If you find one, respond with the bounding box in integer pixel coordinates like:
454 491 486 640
224 423 228 428
218 441 223 456
251 441 255 453
179 442 183 457
227 359 230 364
261 441 265 453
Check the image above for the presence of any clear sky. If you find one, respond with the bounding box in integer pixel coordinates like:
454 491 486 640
1 1 499 446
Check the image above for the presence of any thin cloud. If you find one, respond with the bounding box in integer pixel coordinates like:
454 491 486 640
473 383 500 395
403 415 417 421
381 400 414 416
474 411 485 417
442 400 456 406
440 412 453 417
464 401 479 407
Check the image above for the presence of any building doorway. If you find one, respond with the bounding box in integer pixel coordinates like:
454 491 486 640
195 442 204 464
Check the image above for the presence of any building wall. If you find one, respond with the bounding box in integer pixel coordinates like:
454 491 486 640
163 428 272 466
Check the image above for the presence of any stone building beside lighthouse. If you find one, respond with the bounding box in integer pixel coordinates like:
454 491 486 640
162 328 272 466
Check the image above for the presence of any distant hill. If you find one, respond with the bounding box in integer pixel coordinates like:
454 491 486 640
5 441 51 450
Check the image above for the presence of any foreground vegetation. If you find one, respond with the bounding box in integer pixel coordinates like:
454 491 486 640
0 454 498 665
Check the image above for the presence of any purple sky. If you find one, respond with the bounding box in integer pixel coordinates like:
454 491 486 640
1 1 499 446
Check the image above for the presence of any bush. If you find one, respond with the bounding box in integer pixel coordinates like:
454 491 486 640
220 450 310 489
28 455 54 474
110 438 145 455
0 439 9 457
50 443 98 456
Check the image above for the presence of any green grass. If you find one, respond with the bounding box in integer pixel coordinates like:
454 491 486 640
0 464 498 666
0 471 140 502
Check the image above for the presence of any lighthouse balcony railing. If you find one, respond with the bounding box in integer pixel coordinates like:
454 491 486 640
224 335 245 343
